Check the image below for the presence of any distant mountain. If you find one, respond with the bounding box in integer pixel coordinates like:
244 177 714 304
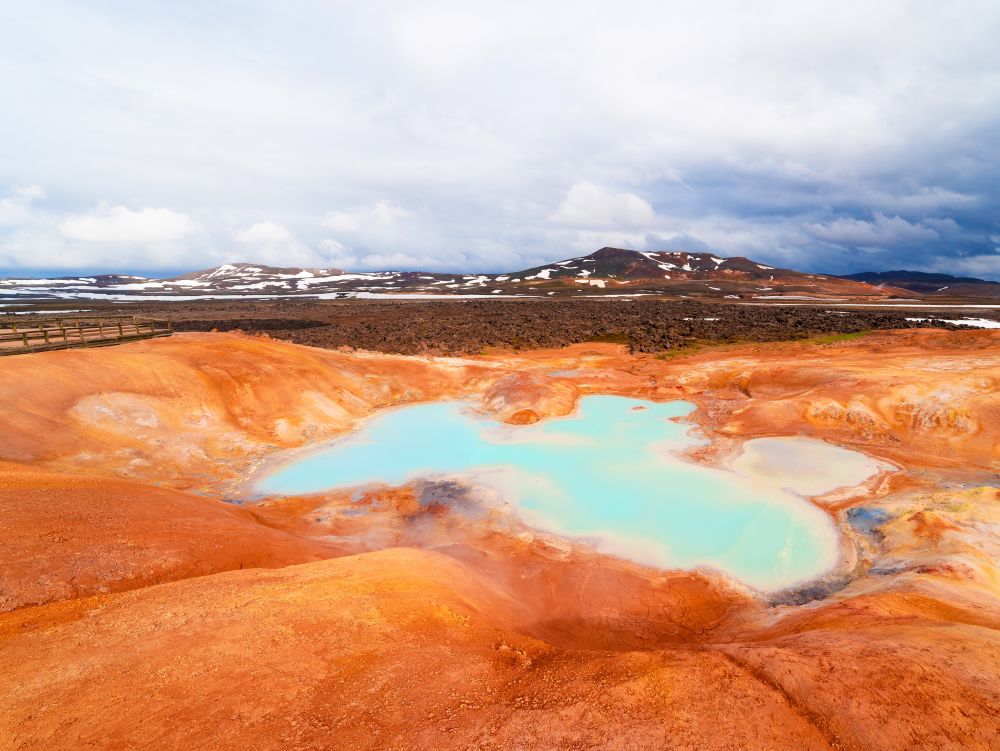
841 270 1000 298
511 247 779 283
505 247 892 297
0 248 906 302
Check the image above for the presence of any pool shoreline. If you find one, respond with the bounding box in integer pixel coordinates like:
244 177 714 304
246 394 894 594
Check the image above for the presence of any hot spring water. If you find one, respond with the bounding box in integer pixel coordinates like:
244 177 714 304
257 396 881 591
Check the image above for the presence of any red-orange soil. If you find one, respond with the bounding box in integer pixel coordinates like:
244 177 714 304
1 330 999 750
0 461 335 611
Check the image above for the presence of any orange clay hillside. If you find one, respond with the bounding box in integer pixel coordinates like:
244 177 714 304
1 330 997 482
1 329 999 750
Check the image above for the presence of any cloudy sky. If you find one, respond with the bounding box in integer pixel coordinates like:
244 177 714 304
1 0 999 278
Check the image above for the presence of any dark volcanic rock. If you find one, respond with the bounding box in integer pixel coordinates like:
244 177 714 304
127 299 980 356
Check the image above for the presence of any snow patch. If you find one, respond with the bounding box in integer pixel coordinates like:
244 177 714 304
906 317 1000 329
526 269 556 280
1 278 87 286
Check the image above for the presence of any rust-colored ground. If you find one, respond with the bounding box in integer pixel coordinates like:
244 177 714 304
1 330 998 750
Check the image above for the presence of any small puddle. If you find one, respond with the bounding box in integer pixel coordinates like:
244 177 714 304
256 396 882 592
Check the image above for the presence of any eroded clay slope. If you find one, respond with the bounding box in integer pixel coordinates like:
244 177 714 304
0 461 335 611
0 333 504 489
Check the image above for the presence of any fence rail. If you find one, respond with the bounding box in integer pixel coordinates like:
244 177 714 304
0 315 172 355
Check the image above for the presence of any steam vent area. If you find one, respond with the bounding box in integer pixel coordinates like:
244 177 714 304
2 327 999 750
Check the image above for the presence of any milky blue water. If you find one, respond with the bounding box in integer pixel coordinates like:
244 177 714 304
256 396 846 591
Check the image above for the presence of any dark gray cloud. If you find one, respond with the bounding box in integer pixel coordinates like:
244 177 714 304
1 1 998 278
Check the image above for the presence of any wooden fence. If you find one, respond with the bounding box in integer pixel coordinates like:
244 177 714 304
0 315 172 355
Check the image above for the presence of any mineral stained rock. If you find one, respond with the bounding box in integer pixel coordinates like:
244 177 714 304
1 329 998 750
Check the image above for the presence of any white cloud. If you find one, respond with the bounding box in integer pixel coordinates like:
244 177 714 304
0 188 217 270
351 251 441 269
318 201 430 269
316 238 360 269
552 182 655 228
804 213 941 247
0 185 46 226
232 221 325 267
315 239 443 271
234 221 296 246
936 251 1000 278
322 202 411 233
58 204 195 244
392 6 505 78
867 187 978 213
13 185 45 201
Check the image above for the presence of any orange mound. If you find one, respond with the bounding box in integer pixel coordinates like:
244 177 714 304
0 461 334 611
3 549 998 750
650 329 1000 471
0 332 502 488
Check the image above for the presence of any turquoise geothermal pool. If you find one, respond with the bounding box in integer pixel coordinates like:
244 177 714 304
257 396 879 591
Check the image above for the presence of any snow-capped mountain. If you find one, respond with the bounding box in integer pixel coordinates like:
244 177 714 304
513 247 778 282
0 249 906 301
